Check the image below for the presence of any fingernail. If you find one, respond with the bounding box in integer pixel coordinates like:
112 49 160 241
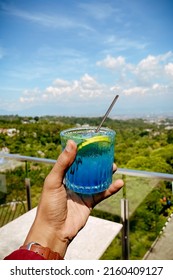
65 140 73 153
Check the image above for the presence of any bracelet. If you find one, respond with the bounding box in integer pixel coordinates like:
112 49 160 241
20 242 63 260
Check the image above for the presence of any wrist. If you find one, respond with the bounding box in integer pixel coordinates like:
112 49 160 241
24 222 69 257
20 242 64 260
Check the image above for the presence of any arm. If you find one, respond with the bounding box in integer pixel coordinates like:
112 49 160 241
4 140 123 260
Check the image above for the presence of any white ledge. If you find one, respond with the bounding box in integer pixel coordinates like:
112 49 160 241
0 208 122 260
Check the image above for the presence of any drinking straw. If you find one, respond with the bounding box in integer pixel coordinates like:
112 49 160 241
95 95 119 132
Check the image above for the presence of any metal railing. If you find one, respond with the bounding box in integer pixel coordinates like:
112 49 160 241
1 152 173 181
0 200 26 227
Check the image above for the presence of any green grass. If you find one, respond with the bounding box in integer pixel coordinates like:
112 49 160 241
95 174 158 217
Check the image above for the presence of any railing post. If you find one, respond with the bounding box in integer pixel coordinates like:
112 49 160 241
25 178 32 211
121 198 130 260
25 160 28 177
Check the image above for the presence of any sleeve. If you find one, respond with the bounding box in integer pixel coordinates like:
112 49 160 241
4 249 45 260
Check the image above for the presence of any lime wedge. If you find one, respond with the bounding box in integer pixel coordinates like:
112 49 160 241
77 135 110 151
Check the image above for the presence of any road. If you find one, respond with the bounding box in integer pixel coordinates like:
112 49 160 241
144 214 173 260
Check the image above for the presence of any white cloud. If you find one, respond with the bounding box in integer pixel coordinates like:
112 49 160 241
44 74 105 101
1 3 93 31
17 52 173 114
19 74 108 105
79 2 116 20
20 96 35 103
97 55 126 70
123 86 149 96
53 79 70 87
19 88 41 103
152 83 171 93
135 52 173 74
152 83 160 90
103 35 148 51
134 52 173 84
97 51 173 86
138 55 158 70
165 63 173 77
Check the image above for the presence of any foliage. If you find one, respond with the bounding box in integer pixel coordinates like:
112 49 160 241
0 116 173 173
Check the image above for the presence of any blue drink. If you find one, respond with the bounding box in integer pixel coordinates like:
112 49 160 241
60 127 115 194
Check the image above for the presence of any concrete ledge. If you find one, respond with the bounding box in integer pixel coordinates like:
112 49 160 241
0 208 122 260
65 216 122 259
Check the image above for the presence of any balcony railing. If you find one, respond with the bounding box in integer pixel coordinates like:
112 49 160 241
0 153 173 260
1 152 173 181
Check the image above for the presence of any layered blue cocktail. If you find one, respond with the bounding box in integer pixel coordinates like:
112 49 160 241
60 127 115 194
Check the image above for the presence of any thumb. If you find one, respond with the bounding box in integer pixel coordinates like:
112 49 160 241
47 140 77 186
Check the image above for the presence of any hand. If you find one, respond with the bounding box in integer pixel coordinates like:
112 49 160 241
24 140 124 257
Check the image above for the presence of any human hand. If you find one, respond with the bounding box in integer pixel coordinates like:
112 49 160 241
24 140 124 257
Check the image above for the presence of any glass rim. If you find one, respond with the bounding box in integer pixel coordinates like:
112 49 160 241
60 126 116 136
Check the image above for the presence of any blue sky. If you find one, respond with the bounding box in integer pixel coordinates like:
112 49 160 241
0 0 173 117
